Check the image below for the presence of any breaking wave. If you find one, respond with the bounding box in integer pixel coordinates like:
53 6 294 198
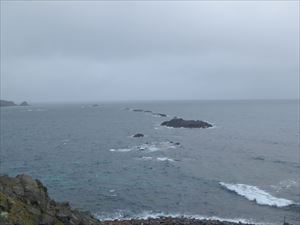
109 141 178 153
156 157 175 162
220 182 296 207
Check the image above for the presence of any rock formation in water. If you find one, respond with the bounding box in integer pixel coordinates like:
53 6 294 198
20 101 30 106
133 133 144 138
161 118 212 128
0 100 17 107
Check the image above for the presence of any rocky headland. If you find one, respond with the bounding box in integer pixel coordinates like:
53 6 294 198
0 174 255 225
161 118 213 128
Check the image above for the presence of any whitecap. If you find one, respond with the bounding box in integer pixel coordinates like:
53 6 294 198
270 180 298 192
139 156 153 160
109 148 132 152
110 141 178 153
220 182 295 207
157 157 175 162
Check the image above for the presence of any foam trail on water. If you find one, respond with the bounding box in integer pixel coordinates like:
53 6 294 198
220 182 295 207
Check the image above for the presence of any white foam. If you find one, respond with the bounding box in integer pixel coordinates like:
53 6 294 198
109 148 132 152
140 156 153 160
110 142 178 153
270 180 298 192
220 182 295 207
94 211 269 225
157 157 175 162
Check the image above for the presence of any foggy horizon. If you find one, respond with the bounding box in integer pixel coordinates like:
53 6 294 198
1 1 299 103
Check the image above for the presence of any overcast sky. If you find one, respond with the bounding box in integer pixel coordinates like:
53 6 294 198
1 1 299 103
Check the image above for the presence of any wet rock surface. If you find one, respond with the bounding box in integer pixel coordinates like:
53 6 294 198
161 118 213 128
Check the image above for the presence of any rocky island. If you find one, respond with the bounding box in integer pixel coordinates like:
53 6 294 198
161 118 213 128
20 101 31 106
0 100 31 107
0 100 17 107
0 174 255 225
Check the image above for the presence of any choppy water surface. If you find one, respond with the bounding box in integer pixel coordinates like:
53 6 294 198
1 100 299 224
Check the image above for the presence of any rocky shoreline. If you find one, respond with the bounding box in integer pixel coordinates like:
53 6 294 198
0 174 255 225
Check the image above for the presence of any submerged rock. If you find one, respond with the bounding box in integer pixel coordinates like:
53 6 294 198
161 118 213 128
0 100 17 107
154 113 167 117
132 109 144 112
133 133 144 138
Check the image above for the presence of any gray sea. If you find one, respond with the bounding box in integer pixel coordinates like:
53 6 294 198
0 100 299 224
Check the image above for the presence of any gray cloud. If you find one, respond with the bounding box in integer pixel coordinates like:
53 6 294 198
1 1 299 102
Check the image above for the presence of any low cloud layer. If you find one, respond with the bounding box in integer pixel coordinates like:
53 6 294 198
1 1 299 102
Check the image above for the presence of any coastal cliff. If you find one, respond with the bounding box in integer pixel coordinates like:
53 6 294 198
0 174 254 225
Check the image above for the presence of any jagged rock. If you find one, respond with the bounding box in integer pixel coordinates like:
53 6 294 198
133 133 144 138
0 174 99 225
0 100 17 107
161 118 213 128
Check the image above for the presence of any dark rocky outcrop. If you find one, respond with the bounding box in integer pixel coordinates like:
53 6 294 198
20 101 30 106
161 118 212 128
0 174 99 225
0 100 17 107
133 133 144 138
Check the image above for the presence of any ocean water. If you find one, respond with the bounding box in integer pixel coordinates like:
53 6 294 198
0 100 299 225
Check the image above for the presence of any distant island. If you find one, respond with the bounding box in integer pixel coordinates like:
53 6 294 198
0 100 31 107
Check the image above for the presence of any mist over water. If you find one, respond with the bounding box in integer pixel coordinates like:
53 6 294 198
1 100 299 224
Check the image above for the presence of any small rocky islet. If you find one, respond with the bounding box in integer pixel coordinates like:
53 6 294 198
161 118 213 129
0 174 256 225
0 100 31 107
133 133 144 138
